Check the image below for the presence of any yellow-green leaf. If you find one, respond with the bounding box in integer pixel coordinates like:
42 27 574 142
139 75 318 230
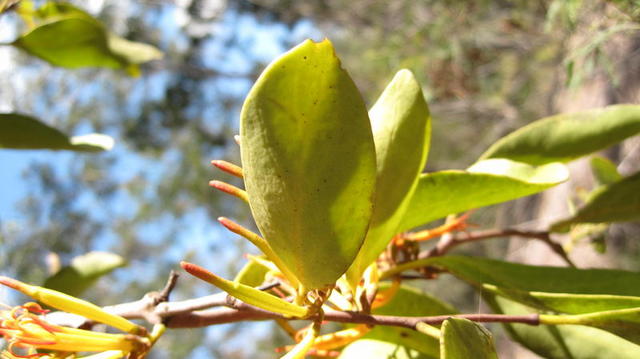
0 113 113 152
479 105 640 165
240 39 377 289
398 159 568 232
233 258 269 287
347 69 431 285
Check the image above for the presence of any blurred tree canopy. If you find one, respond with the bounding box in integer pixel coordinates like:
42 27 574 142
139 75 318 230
1 0 639 358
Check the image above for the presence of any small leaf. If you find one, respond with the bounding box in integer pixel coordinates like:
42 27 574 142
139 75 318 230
339 339 431 359
479 104 640 165
347 69 431 286
233 257 269 287
14 18 124 69
42 252 125 297
0 113 114 152
240 39 377 289
590 156 622 186
398 160 568 232
485 294 640 359
440 318 498 359
181 261 309 318
552 170 640 232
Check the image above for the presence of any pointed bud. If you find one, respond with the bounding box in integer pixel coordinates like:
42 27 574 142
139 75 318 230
209 180 249 203
211 160 244 178
217 217 300 287
180 261 309 318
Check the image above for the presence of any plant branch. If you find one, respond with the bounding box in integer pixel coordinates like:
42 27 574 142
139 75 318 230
165 299 540 329
418 228 575 267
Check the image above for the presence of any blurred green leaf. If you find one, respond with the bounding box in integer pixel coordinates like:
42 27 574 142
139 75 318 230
43 252 125 297
348 69 431 286
364 283 457 358
339 339 430 359
590 156 622 186
0 113 114 151
485 294 640 359
240 39 377 289
552 171 640 232
440 318 498 359
12 2 162 74
398 159 568 232
479 105 640 165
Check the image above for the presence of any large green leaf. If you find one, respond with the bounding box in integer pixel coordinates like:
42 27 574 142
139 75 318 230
240 39 377 289
347 69 431 285
43 252 125 297
0 113 113 151
552 171 640 232
339 339 430 359
12 2 161 74
440 318 498 359
364 283 457 358
398 159 568 232
479 105 640 165
384 255 640 296
485 294 640 359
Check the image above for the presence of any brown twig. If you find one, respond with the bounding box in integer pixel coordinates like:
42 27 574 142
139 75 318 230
165 299 539 329
418 228 575 267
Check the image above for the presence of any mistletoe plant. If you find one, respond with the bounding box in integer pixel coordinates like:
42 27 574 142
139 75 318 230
2 38 640 359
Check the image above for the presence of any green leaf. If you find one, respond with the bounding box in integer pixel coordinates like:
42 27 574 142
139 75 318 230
0 113 114 151
552 171 640 231
43 252 125 297
485 294 640 359
12 2 162 74
590 156 622 186
347 69 431 285
240 39 377 289
483 284 640 315
384 255 640 296
398 159 568 232
479 104 640 165
339 339 431 359
233 258 269 287
440 318 498 359
364 283 457 358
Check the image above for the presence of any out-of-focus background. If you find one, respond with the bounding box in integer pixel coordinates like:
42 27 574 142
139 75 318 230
1 1 639 357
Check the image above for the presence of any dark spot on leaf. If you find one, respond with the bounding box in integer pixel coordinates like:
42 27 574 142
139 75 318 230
303 56 307 60
400 331 409 338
